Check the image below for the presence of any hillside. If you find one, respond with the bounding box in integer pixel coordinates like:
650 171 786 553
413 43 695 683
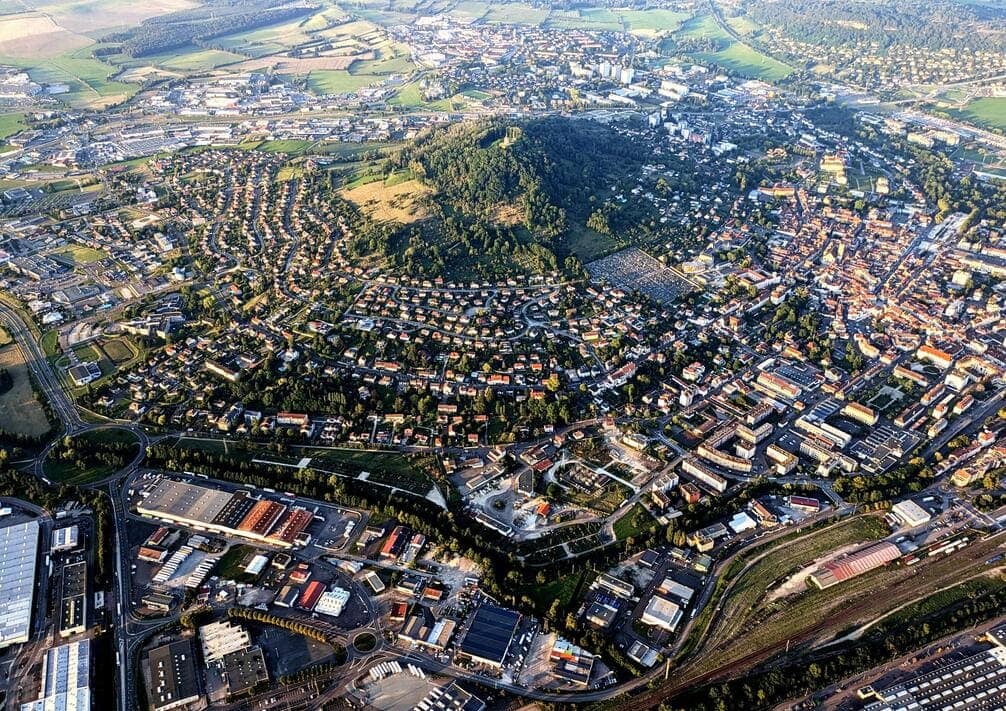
344 117 651 280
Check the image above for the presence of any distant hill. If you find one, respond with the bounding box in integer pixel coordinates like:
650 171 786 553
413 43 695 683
345 117 650 280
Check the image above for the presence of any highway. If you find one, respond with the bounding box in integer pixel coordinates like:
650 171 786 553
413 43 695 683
0 303 82 434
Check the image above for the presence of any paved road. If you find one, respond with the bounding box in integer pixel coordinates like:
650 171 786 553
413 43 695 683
0 303 81 433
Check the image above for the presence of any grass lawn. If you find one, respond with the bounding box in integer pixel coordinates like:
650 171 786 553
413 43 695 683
691 43 792 81
388 81 426 107
44 428 140 485
672 14 791 81
612 502 654 541
307 70 381 95
41 329 60 358
619 9 691 34
97 337 139 366
0 112 25 143
949 97 1006 131
524 568 596 615
135 45 244 72
253 139 316 154
482 3 550 24
0 344 51 437
50 244 106 265
213 544 259 582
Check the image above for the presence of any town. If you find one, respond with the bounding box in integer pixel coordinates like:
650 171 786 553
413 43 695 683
1 1 1006 711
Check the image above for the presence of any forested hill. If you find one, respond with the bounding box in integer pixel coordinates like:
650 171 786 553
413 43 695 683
391 118 645 233
364 117 650 279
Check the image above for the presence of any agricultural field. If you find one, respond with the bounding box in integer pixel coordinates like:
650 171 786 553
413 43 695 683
0 46 139 108
481 2 550 25
0 344 50 437
674 14 792 81
618 9 691 35
126 45 245 72
949 97 1006 132
0 0 196 106
306 70 381 95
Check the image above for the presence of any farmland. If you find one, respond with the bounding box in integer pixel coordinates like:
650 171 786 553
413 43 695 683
675 14 792 82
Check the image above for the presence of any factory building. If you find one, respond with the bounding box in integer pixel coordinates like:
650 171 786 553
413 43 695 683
20 639 90 711
808 542 901 589
136 477 311 548
0 519 39 650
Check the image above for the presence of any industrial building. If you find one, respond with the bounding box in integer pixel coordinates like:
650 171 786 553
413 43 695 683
641 595 683 632
808 541 901 589
549 637 595 686
200 621 252 663
58 560 87 638
416 681 485 711
147 639 202 711
863 643 1006 710
457 604 521 668
137 477 312 548
890 499 932 528
20 639 90 711
51 525 80 553
198 620 269 698
0 519 39 649
315 587 351 618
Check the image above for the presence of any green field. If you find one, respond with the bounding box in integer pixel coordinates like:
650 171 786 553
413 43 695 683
50 244 106 265
135 45 245 72
677 13 732 41
43 428 140 485
619 9 691 34
482 3 550 24
673 14 792 81
97 337 139 366
0 113 25 143
691 42 792 81
213 544 259 582
0 47 138 108
950 98 1006 131
307 70 381 95
612 502 654 541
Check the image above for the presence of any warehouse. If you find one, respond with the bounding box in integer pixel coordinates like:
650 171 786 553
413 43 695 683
640 595 683 632
808 541 901 589
137 477 311 549
0 519 39 649
21 639 90 711
864 644 1006 710
148 640 201 711
458 604 521 668
200 621 252 664
51 525 80 553
890 499 931 528
138 479 234 531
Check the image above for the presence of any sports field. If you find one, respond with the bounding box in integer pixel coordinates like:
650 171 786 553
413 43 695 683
950 98 1006 131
